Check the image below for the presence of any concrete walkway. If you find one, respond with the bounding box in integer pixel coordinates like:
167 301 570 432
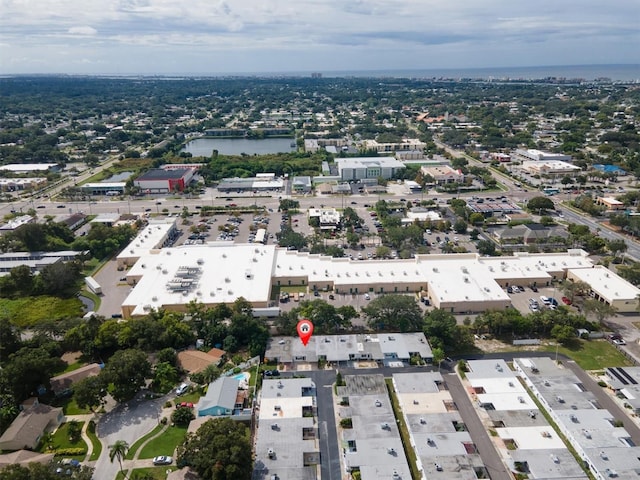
63 414 98 464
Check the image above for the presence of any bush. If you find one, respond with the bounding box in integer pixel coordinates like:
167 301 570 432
53 447 86 456
160 417 168 425
339 418 353 429
597 381 607 388
164 401 173 408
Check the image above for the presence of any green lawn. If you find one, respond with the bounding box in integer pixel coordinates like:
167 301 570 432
125 424 164 460
41 422 87 459
178 390 203 404
54 395 91 415
0 296 84 327
139 425 188 459
60 361 85 374
86 420 102 461
542 339 634 370
116 467 177 480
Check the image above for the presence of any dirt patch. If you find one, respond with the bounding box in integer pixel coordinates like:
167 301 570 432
61 351 83 364
474 338 555 353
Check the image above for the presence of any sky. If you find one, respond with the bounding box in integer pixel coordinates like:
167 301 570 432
1 0 639 76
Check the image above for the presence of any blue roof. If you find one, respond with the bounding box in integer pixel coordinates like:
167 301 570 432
593 164 626 174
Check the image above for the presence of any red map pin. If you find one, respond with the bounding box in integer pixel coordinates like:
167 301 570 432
297 319 314 346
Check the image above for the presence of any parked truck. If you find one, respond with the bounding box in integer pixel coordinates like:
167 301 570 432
84 276 102 295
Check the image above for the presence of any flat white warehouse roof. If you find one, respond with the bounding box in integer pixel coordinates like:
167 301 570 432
569 265 640 303
123 243 276 316
117 218 176 262
122 246 603 316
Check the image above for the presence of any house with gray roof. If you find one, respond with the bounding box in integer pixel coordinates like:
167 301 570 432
196 377 241 417
0 403 63 451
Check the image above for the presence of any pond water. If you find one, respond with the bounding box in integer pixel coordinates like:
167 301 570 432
103 171 133 182
182 138 295 156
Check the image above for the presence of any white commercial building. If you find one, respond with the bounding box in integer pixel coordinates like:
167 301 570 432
420 165 465 185
566 265 640 313
336 157 405 181
0 163 58 173
116 243 640 318
361 138 426 153
514 149 572 162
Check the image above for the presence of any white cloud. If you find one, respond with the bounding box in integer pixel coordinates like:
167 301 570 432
68 26 97 36
0 0 638 74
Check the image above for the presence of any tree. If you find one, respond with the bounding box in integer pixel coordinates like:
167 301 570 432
102 349 151 402
582 299 618 324
423 309 458 350
177 417 252 480
527 196 555 213
73 375 106 412
172 406 195 425
4 346 65 400
362 295 423 332
551 324 575 346
432 347 445 371
477 240 498 256
453 219 467 234
152 362 180 394
109 440 129 479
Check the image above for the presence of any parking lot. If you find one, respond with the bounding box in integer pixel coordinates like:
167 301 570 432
506 284 572 315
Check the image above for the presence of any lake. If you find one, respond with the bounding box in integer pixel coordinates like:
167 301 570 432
183 137 296 156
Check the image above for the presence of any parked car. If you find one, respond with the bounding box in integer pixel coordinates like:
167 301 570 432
539 296 552 305
529 285 538 292
561 296 572 305
529 304 540 312
328 294 335 300
153 456 173 465
613 339 626 345
364 293 371 300
175 383 189 395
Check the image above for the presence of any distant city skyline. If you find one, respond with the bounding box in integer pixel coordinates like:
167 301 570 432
1 0 639 76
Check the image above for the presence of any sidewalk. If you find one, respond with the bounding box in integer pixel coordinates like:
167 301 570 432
64 414 97 464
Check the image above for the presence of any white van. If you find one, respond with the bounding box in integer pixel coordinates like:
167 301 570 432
175 383 189 396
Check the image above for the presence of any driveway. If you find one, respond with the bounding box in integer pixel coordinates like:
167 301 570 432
93 393 167 480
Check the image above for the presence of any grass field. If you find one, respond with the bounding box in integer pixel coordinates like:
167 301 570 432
53 395 91 415
0 296 84 327
541 339 633 370
116 466 177 480
41 422 87 459
139 425 188 459
86 421 102 461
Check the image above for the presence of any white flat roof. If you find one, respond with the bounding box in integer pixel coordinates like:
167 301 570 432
123 247 600 314
117 218 176 262
123 243 275 316
569 265 640 302
497 426 565 449
0 163 57 171
336 156 404 169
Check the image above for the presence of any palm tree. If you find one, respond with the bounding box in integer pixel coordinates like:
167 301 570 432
109 440 129 478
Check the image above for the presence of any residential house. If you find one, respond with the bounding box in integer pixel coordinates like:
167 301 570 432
177 348 225 375
50 363 102 396
0 403 63 451
196 377 241 417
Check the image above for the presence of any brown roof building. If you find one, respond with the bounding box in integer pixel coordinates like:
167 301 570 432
177 349 225 374
0 449 55 468
50 363 102 395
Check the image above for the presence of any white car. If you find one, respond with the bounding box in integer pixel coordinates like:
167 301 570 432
175 383 189 396
153 456 173 465
539 296 552 305
364 293 371 300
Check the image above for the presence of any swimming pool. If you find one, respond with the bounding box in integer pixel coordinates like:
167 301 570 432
233 372 249 383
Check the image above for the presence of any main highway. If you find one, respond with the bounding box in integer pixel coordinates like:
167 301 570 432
4 141 640 260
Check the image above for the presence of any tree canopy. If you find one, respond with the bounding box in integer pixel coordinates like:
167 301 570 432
177 417 252 480
361 294 423 332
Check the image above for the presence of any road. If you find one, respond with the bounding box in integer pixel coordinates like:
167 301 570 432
309 370 342 480
93 393 167 480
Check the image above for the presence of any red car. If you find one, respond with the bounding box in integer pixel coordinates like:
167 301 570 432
561 296 572 305
228 203 237 207
179 402 194 408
